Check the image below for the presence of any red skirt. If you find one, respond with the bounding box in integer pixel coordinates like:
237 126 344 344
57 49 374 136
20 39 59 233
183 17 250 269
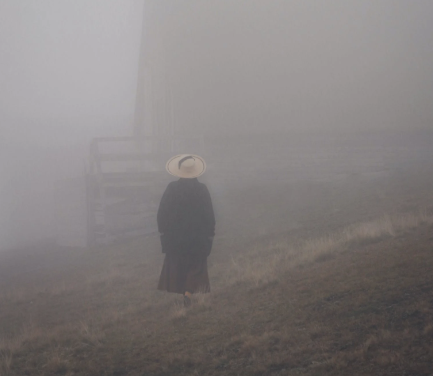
157 253 210 294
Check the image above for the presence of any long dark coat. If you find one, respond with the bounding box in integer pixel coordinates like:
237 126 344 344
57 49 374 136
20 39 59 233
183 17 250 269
157 178 215 294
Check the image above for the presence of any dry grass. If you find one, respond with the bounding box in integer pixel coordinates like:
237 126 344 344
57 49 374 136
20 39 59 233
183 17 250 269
223 211 433 290
170 303 187 319
1 194 433 375
79 320 106 346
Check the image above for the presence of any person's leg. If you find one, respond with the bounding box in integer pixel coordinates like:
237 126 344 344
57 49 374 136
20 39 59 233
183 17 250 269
183 291 192 307
183 256 210 308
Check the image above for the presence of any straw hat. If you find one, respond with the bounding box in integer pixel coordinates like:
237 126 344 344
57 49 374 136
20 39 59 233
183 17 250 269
166 154 206 178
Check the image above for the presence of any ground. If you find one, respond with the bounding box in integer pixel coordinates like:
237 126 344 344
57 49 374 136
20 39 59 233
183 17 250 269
0 165 433 376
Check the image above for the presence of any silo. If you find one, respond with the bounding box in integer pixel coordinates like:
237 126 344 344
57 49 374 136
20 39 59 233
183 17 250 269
133 2 204 155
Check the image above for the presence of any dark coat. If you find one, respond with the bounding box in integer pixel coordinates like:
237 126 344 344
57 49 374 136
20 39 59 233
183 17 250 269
157 178 215 294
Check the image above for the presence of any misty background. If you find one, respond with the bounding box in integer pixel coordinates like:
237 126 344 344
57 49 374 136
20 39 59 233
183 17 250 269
1 1 432 250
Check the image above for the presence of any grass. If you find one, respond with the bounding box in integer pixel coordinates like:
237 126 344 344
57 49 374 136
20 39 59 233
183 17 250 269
224 211 433 288
1 171 433 375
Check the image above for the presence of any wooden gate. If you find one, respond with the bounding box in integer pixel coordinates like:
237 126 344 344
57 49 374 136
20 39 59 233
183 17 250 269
86 136 204 245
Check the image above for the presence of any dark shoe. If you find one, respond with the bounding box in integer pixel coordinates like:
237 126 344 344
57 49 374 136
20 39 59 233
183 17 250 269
183 295 192 308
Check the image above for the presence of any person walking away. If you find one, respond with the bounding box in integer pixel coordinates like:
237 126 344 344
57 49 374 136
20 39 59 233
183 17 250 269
157 154 215 307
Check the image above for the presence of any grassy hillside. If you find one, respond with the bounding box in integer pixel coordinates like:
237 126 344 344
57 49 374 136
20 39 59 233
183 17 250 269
1 170 433 375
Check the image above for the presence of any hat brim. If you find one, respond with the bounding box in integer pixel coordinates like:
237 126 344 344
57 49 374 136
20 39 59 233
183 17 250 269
166 154 206 178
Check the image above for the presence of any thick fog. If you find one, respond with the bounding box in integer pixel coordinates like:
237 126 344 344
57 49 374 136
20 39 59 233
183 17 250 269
147 0 433 134
1 1 433 249
0 1 143 248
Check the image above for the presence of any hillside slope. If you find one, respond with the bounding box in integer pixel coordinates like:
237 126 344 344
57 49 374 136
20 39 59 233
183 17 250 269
1 213 432 376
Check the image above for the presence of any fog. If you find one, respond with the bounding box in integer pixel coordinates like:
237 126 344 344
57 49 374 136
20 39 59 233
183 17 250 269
148 0 433 133
1 1 143 248
1 1 433 250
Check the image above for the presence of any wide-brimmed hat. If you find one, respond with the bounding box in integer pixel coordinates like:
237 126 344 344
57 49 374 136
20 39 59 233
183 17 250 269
165 154 206 178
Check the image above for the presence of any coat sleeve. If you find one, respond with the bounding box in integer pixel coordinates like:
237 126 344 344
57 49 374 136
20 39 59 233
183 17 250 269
157 183 173 234
201 184 216 236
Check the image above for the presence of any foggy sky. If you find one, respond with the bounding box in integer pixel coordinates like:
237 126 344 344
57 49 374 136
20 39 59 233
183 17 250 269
0 1 143 249
1 1 433 249
2 0 433 139
0 0 143 143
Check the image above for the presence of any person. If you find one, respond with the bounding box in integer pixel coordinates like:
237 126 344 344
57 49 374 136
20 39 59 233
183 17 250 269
157 154 215 307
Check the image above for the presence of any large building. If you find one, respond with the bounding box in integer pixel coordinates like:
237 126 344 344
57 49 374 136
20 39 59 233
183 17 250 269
134 3 175 145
